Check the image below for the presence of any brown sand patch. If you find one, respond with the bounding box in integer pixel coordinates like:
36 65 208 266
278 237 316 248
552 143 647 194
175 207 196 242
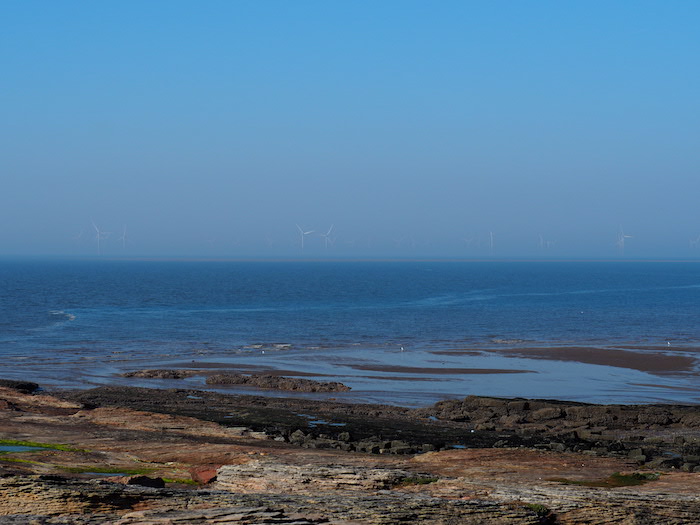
345 364 534 375
630 382 700 392
357 375 442 381
490 347 696 374
430 350 484 356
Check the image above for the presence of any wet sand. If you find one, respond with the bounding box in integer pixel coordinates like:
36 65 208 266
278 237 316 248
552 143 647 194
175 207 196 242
430 346 697 374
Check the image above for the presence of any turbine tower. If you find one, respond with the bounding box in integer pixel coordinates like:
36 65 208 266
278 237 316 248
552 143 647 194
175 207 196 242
91 219 109 256
296 224 315 250
320 224 335 249
118 225 128 249
616 226 633 255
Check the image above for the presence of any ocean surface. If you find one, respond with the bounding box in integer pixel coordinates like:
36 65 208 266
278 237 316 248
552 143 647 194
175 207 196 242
1 259 700 407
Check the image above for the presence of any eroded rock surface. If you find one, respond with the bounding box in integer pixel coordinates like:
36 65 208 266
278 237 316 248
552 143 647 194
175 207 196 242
216 460 435 492
60 386 700 467
3 383 700 523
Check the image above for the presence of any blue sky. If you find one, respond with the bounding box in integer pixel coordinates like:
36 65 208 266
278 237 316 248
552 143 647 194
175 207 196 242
2 1 699 258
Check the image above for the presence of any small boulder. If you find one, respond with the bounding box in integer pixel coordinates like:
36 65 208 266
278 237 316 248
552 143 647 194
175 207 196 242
530 407 563 421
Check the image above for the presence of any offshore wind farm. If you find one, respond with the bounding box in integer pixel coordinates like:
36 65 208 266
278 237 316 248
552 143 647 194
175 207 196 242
57 219 700 260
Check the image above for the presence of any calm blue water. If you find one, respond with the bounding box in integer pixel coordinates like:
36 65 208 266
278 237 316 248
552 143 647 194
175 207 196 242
1 259 700 405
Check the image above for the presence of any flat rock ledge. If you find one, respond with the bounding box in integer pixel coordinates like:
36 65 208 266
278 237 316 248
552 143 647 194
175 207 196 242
0 474 545 524
216 460 435 492
205 373 351 393
60 386 700 468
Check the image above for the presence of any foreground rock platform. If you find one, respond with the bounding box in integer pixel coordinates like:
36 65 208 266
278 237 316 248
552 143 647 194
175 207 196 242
2 382 700 523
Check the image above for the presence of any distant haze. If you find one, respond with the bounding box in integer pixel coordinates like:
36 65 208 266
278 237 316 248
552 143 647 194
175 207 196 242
2 1 699 259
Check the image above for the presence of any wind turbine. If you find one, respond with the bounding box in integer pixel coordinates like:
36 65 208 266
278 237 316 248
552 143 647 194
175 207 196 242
539 234 556 249
320 224 335 249
296 224 315 250
616 226 633 255
489 231 495 254
393 235 406 248
118 225 128 250
91 219 110 256
690 235 700 249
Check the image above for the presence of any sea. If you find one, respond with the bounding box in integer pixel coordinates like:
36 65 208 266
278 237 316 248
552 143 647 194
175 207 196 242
1 259 700 407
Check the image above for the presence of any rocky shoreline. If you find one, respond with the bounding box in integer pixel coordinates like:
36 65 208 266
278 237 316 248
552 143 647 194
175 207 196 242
2 379 700 523
59 384 700 469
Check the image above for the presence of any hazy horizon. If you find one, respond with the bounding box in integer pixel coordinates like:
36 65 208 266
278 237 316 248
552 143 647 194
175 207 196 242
3 2 699 259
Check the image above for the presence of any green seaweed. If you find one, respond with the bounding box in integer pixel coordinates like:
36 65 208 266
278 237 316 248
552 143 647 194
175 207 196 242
397 476 439 486
0 457 42 465
524 503 551 516
58 465 156 475
0 439 85 452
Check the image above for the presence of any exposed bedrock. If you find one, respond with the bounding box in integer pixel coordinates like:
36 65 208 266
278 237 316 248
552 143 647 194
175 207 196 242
58 386 700 468
205 373 351 392
0 474 546 524
4 382 700 523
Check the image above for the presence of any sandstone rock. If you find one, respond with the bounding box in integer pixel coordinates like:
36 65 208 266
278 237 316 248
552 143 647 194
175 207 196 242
189 465 219 484
216 460 434 493
115 506 321 524
530 407 563 421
